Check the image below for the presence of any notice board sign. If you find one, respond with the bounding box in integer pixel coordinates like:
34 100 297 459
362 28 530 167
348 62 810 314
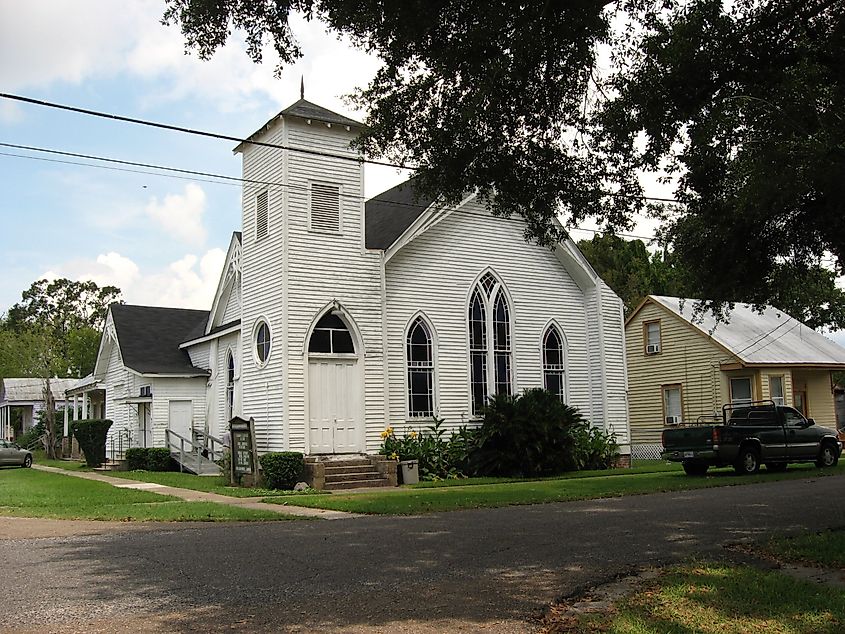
229 416 258 484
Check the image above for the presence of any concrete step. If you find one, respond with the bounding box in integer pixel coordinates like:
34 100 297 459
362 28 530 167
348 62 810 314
324 464 378 475
323 478 392 490
325 471 384 483
313 459 372 468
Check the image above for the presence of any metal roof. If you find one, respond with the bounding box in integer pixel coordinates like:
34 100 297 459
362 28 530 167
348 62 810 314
650 295 845 366
0 378 77 404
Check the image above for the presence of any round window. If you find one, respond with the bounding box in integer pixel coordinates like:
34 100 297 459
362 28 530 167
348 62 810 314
255 321 271 365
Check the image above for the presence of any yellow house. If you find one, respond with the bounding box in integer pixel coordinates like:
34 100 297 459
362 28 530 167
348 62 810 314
626 295 845 459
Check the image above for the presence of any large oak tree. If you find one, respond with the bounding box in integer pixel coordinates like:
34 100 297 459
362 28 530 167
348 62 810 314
162 0 845 325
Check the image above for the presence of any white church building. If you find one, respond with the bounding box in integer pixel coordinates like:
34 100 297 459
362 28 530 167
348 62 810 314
73 97 631 468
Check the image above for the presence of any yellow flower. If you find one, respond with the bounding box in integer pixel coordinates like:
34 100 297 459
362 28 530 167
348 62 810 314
380 429 389 439
408 430 418 439
386 426 394 435
390 452 399 460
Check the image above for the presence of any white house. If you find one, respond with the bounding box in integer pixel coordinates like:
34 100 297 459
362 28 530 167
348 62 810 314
1 378 76 441
74 96 631 471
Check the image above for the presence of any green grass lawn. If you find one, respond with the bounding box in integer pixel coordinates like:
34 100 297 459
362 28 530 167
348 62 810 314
409 460 683 488
762 529 845 569
569 561 845 633
0 468 293 521
265 463 845 514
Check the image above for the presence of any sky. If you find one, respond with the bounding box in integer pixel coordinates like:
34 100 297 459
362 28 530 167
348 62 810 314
1 1 841 346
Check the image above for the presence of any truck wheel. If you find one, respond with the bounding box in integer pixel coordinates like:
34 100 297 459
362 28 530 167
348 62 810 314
734 447 760 475
765 462 788 472
815 442 839 468
682 461 709 476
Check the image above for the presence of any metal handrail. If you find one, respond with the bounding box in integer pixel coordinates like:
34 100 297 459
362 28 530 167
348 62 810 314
165 429 229 473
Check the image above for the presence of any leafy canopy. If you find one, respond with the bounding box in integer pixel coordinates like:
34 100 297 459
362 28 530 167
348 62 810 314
162 0 845 323
0 279 122 379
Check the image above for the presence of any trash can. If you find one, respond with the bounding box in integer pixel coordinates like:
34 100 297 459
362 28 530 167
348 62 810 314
399 460 419 485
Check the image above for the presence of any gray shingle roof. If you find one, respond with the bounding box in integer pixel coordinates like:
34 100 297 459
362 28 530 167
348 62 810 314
0 378 77 404
364 178 438 250
111 305 210 376
651 295 845 366
280 99 364 128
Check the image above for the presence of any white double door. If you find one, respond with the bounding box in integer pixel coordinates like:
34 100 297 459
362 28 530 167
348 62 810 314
308 359 361 454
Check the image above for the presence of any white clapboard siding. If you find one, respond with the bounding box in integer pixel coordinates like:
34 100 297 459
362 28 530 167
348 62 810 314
221 283 241 324
384 200 598 441
150 378 207 448
186 344 210 370
600 282 630 444
213 331 241 438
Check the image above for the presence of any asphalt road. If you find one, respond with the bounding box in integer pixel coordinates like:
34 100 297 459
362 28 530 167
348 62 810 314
3 473 845 633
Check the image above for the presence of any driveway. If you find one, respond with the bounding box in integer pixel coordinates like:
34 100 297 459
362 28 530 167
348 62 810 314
3 473 845 633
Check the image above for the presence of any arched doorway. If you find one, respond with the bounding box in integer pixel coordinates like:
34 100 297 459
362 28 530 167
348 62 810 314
307 311 362 453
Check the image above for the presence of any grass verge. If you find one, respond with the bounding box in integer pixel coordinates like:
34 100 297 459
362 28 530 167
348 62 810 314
0 468 293 521
568 561 845 633
264 463 845 514
762 529 845 569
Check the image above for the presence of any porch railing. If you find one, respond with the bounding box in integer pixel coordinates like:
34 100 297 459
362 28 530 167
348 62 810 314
165 429 229 474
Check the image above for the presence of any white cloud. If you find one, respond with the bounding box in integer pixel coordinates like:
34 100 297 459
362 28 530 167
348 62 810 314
0 1 379 119
42 248 225 311
0 100 23 124
145 183 207 245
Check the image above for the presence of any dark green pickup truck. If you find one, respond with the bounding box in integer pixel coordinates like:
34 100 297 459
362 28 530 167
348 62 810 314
661 401 842 476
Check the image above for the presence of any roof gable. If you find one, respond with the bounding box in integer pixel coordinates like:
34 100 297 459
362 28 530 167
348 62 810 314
110 304 210 375
205 231 242 333
646 295 845 366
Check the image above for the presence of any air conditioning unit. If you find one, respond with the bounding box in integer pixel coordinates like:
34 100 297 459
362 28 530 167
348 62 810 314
647 344 660 354
665 416 681 425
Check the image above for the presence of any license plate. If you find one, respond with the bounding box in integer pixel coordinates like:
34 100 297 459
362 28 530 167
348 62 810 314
684 451 694 458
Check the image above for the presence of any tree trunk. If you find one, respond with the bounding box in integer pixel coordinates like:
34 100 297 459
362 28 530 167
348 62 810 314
43 377 57 460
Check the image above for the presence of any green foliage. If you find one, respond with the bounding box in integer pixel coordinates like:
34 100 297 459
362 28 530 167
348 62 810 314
125 447 147 471
577 234 690 315
125 447 174 471
0 278 122 380
259 452 305 490
70 419 112 467
379 418 464 481
163 2 845 327
573 425 619 471
469 389 586 477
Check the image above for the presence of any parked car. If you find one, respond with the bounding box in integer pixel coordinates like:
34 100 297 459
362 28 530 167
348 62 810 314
661 400 841 476
0 440 33 468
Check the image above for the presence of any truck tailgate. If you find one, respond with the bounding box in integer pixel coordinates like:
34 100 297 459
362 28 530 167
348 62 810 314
662 425 715 451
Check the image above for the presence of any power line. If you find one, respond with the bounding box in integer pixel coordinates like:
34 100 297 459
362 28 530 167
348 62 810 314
0 141 660 242
0 92 683 205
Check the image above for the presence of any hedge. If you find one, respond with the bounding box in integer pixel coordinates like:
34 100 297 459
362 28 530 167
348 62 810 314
70 419 112 467
259 452 304 490
125 447 173 471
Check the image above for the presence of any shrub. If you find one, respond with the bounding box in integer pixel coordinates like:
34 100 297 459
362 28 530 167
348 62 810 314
126 447 175 471
146 447 172 471
573 425 620 470
468 389 584 477
125 447 147 470
259 452 304 489
70 419 113 467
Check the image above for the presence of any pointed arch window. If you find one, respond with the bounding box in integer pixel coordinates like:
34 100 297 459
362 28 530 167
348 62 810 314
407 317 434 417
308 313 354 354
225 351 235 421
543 326 566 402
469 272 513 415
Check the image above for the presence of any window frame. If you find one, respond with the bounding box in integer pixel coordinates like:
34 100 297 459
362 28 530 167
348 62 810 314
468 271 514 416
768 375 785 406
225 350 235 422
253 318 272 368
729 376 753 405
662 383 683 425
405 315 436 419
307 312 357 357
643 319 662 356
542 323 567 403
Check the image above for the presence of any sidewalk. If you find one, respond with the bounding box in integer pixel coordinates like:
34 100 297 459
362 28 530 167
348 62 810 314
32 464 356 520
